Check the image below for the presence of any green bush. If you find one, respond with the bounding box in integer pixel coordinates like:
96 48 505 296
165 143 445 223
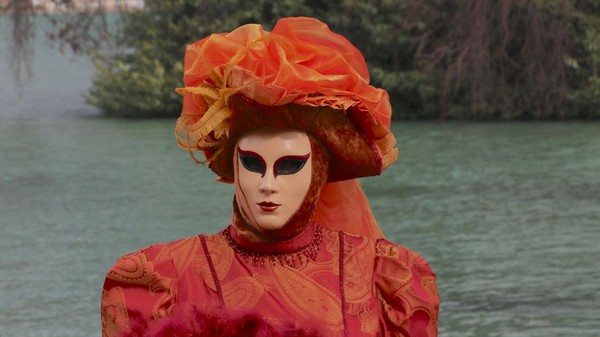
565 5 600 118
87 51 182 117
567 76 600 118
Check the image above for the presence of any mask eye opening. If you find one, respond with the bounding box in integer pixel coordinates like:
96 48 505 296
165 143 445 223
274 153 310 177
237 148 266 176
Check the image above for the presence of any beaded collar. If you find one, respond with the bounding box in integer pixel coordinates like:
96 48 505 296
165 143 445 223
222 222 323 267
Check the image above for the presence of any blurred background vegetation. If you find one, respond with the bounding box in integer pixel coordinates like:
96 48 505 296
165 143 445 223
2 0 600 119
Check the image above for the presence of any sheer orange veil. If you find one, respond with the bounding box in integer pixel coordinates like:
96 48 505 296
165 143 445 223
314 180 384 240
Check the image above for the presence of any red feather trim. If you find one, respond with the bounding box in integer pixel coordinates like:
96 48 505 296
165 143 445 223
121 304 325 337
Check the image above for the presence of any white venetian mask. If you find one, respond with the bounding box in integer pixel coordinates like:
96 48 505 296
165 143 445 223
234 129 312 235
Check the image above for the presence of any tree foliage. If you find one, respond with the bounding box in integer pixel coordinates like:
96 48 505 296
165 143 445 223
4 0 600 119
409 0 573 119
2 0 112 83
565 1 600 118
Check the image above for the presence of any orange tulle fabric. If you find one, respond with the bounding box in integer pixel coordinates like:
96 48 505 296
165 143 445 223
314 179 384 240
175 17 393 163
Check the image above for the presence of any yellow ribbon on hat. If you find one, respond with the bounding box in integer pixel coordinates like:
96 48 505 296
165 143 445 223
175 43 259 163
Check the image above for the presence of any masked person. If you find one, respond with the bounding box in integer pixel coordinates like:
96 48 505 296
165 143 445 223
101 17 439 337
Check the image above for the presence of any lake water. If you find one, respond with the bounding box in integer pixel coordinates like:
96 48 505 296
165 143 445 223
1 15 600 337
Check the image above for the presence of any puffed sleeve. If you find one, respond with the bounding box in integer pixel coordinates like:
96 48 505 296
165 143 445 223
101 244 178 337
374 239 439 337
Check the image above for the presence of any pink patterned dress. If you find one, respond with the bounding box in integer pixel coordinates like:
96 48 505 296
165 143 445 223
101 223 439 337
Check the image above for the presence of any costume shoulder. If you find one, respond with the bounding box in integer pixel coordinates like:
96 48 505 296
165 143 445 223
374 238 439 337
101 235 208 337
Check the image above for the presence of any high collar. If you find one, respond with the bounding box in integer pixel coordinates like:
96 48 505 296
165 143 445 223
228 221 317 254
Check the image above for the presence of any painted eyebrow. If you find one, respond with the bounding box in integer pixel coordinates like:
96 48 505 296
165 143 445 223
237 148 262 158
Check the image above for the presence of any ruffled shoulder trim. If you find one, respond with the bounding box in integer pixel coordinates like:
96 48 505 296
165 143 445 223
106 235 202 284
374 239 439 336
102 236 204 337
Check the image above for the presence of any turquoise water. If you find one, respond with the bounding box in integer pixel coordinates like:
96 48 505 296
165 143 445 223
1 14 600 337
368 123 600 336
1 118 599 337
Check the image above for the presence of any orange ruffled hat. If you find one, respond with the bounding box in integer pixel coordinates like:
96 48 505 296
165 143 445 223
175 17 397 239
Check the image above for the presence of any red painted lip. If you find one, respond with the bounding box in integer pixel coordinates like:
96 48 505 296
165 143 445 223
257 201 280 212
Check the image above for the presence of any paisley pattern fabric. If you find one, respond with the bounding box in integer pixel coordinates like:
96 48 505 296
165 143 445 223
101 224 439 337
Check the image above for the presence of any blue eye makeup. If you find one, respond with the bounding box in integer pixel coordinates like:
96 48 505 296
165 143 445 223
237 147 310 177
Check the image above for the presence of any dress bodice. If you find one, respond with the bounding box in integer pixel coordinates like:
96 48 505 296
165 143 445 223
101 225 439 337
